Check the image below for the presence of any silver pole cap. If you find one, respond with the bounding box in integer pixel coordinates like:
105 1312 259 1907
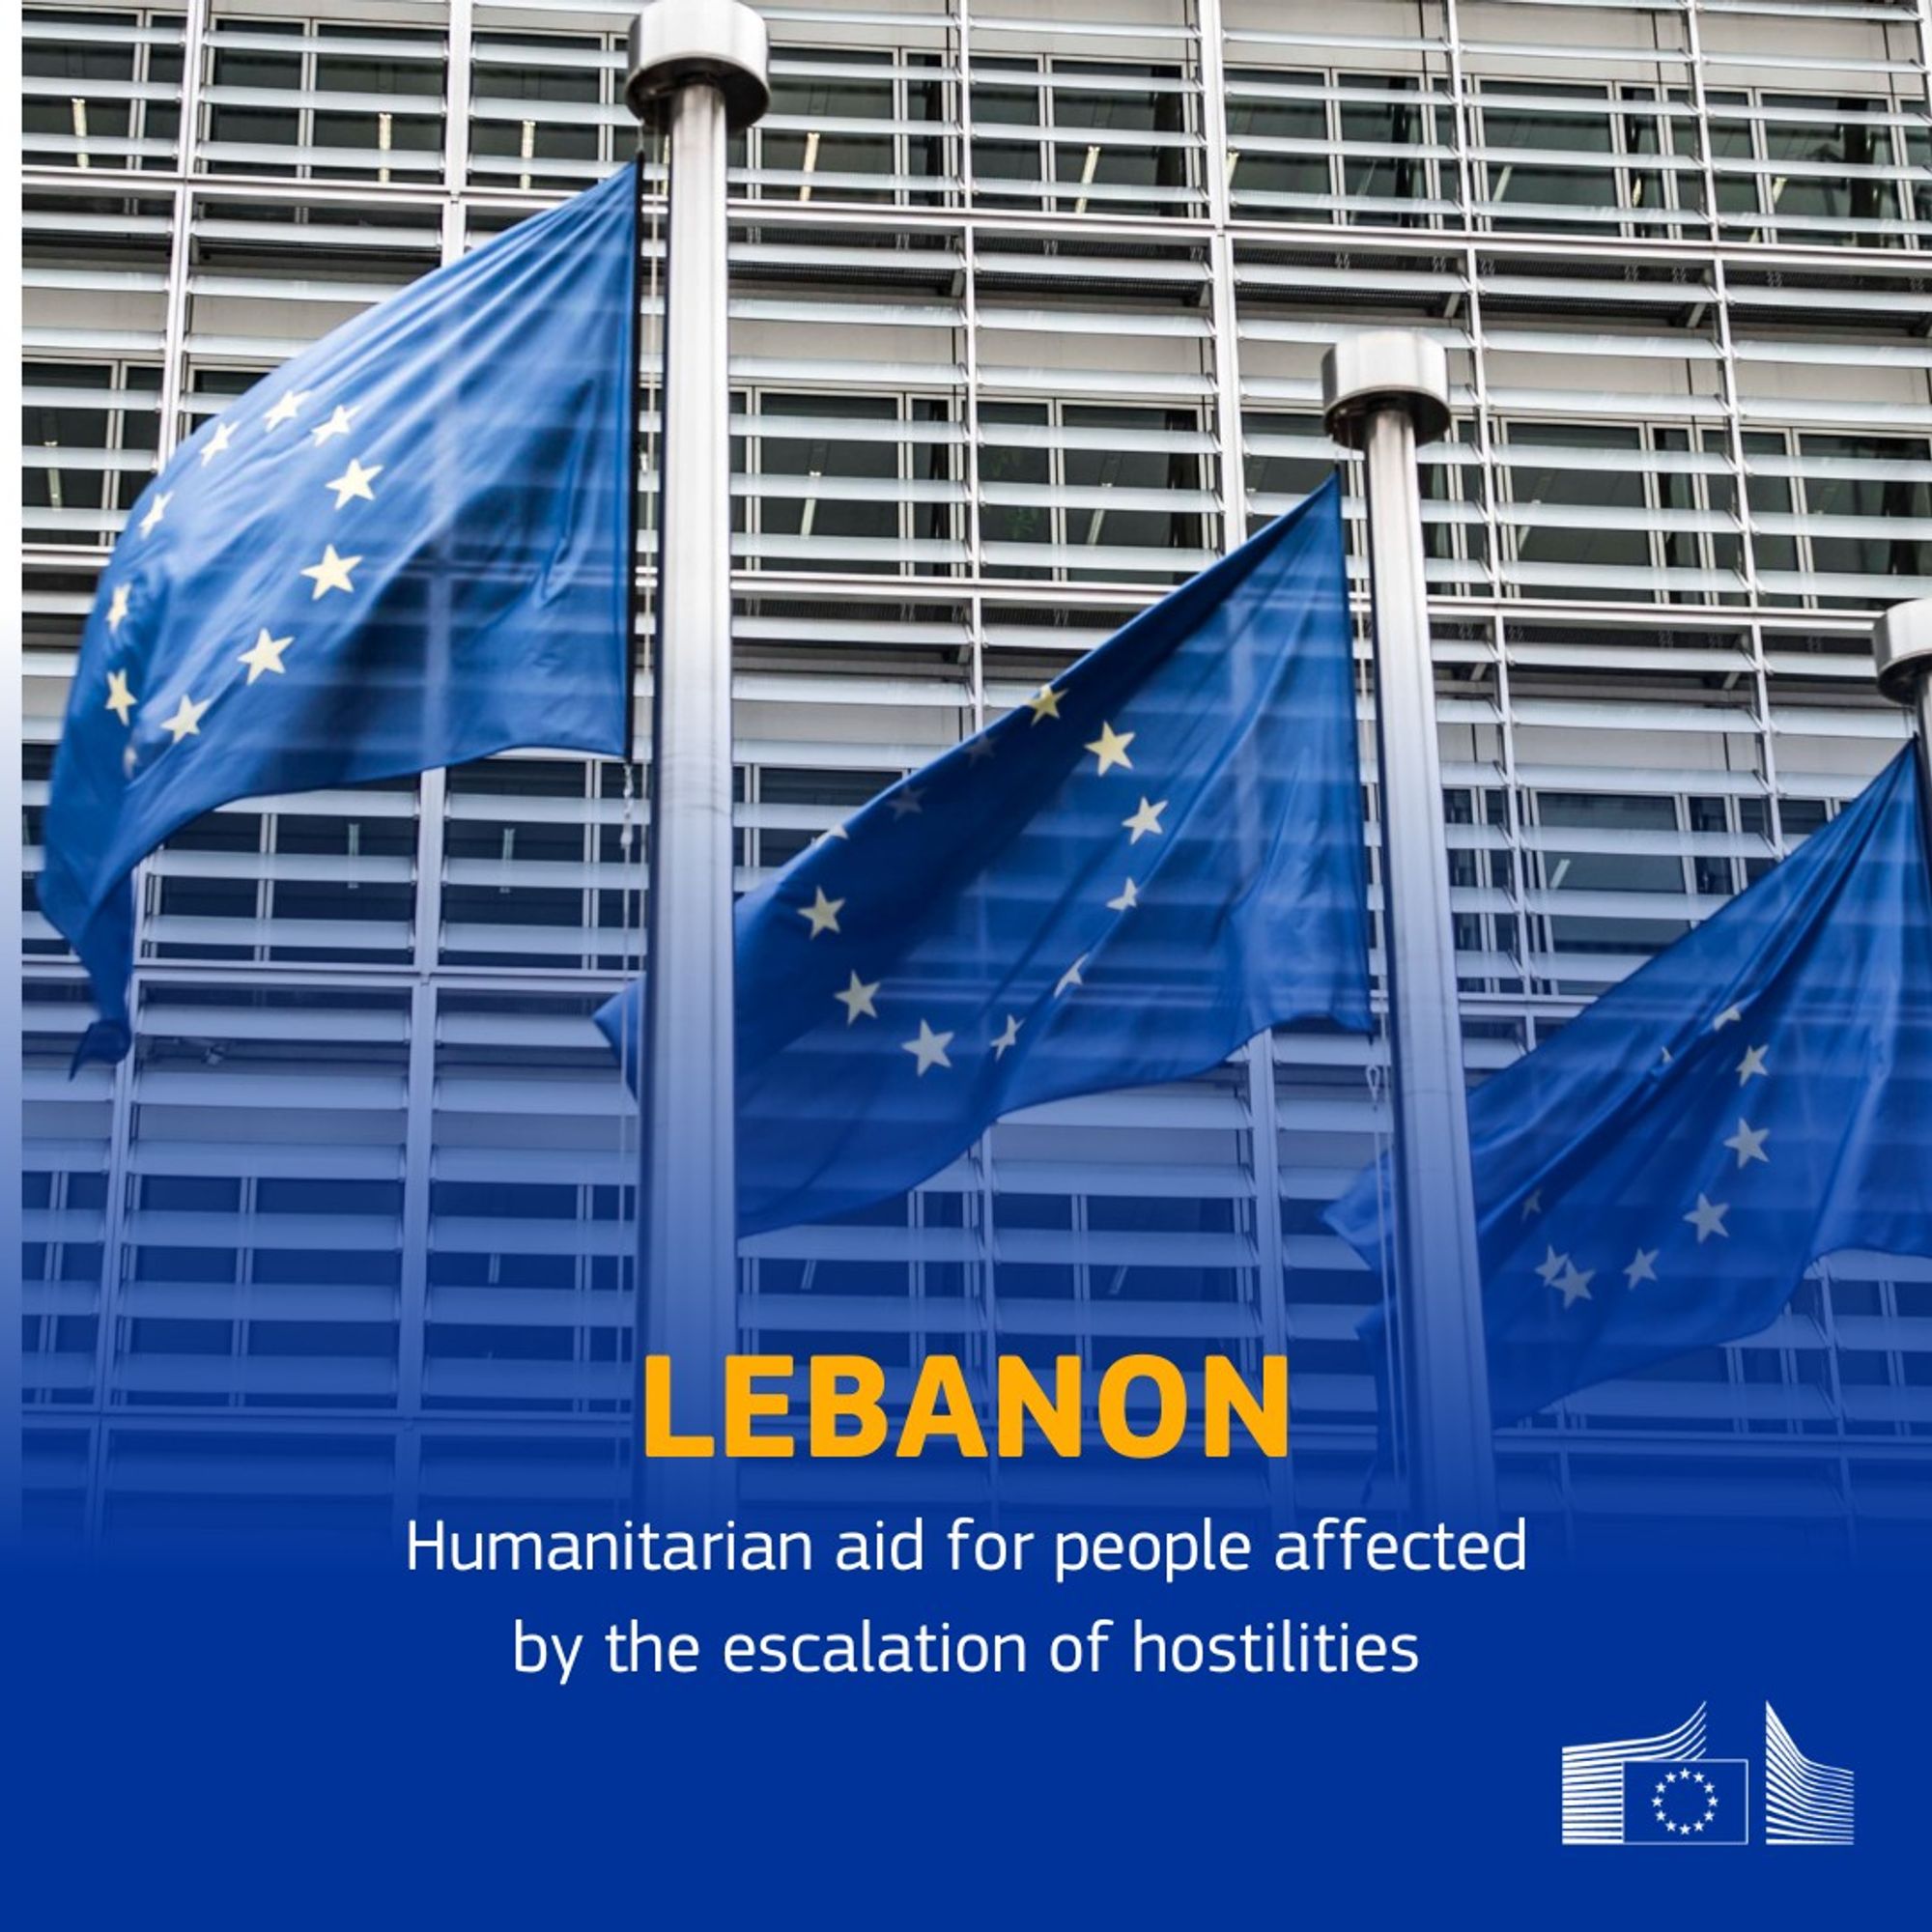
1872 598 1932 706
627 0 772 129
1321 330 1452 450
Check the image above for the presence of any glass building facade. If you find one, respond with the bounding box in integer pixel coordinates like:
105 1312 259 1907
19 0 1932 1550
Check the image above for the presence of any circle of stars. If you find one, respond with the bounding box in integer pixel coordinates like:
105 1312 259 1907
785 679 1169 1085
1650 1767 1719 1836
1528 996 1777 1321
97 383 381 778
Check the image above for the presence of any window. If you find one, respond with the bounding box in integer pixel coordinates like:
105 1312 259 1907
1531 791 1697 963
469 32 608 190
748 45 951 208
22 359 161 548
738 390 960 575
202 20 444 181
442 757 631 970
25 6 183 171
1745 429 1932 606
1507 422 1653 576
1227 68 1448 226
146 780 416 968
980 400 1210 582
1711 91 1922 249
974 57 1199 219
1498 420 1742 602
1474 80 1704 239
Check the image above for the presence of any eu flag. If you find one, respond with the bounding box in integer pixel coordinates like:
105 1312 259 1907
40 163 639 1065
1620 1760 1749 1844
600 476 1370 1235
1329 748 1932 1424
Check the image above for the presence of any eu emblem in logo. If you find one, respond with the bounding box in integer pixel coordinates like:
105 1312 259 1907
1620 1760 1749 1844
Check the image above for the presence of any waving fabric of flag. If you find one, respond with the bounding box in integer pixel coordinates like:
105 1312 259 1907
40 162 639 1065
600 476 1370 1236
1329 747 1932 1425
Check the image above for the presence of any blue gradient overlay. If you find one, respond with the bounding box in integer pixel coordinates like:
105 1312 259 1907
19 397 1931 1927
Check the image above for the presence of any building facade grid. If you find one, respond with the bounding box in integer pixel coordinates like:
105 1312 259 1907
18 0 1932 1551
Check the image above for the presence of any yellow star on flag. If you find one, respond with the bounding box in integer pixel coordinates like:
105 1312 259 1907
325 458 383 509
1106 878 1139 912
799 886 844 938
104 669 138 725
105 584 130 633
311 404 357 445
990 1014 1022 1059
1685 1194 1730 1242
157 694 211 743
263 388 309 430
901 1019 953 1075
199 421 235 466
299 544 362 599
1624 1248 1659 1289
1024 685 1062 724
1122 797 1168 843
833 971 879 1024
1085 723 1134 775
139 491 172 537
1554 1262 1595 1307
238 629 293 683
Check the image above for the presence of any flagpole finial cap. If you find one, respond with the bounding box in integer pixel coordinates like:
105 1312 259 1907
627 0 771 130
1321 332 1452 450
1873 598 1932 706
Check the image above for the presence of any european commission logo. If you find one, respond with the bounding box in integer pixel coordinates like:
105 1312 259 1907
1561 1703 1854 1847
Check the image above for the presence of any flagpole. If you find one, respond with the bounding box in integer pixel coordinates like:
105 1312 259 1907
1321 331 1497 1525
1873 600 1932 854
625 0 769 1515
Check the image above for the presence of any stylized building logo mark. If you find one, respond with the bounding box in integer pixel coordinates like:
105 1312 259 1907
1764 1705 1855 1847
1561 1703 1709 1845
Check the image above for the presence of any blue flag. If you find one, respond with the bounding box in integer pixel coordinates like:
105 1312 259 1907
600 476 1370 1235
1329 748 1932 1424
1620 1761 1749 1844
40 163 639 1065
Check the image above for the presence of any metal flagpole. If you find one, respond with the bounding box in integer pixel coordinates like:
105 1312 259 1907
1873 601 1932 859
1321 331 1497 1525
624 0 769 1512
